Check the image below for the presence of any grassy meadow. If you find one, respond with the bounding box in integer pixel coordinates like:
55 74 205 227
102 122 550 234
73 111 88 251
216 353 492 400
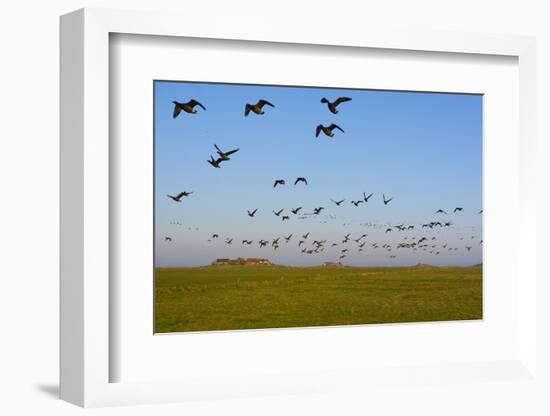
155 265 482 333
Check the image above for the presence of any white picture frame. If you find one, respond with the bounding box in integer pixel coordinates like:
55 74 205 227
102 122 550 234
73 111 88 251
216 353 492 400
60 7 538 408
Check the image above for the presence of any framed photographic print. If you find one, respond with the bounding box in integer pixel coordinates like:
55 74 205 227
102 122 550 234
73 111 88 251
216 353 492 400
153 80 483 334
60 8 539 408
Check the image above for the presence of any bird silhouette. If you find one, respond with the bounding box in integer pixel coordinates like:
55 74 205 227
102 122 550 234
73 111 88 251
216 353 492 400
383 194 393 205
242 240 253 245
454 207 463 213
351 200 364 207
320 97 352 114
294 177 308 185
435 209 447 214
363 192 373 202
167 191 193 202
225 238 233 245
282 215 290 221
172 99 206 118
207 155 224 168
284 234 293 242
214 144 239 161
244 99 274 116
313 207 325 215
273 179 286 188
315 123 344 138
164 237 172 242
212 234 219 239
247 209 258 217
331 199 345 206
478 209 483 214
273 209 284 216
302 232 310 239
291 207 302 215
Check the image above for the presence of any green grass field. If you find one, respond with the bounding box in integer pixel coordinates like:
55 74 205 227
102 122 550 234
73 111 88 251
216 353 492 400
155 265 482 333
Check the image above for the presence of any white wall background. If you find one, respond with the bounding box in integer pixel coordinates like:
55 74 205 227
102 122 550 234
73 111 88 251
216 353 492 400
0 1 548 415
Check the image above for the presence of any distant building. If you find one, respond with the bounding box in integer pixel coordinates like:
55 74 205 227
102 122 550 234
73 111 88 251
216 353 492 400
212 258 271 266
322 261 343 267
244 258 271 266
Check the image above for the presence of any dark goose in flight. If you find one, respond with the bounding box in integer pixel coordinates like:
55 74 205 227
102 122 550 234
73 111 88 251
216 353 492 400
315 123 344 138
294 177 308 185
172 99 206 118
363 192 373 202
167 191 193 202
320 97 352 114
273 179 286 188
207 155 224 168
244 99 275 116
214 144 240 161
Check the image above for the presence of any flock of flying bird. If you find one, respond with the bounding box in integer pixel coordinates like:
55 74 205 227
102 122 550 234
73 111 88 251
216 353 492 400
164 93 482 264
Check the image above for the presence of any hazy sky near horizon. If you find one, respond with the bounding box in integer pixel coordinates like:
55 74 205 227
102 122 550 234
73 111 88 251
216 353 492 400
154 81 482 267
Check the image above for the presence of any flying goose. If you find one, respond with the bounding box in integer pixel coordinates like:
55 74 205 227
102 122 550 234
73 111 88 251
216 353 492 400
453 207 463 213
315 123 344 138
167 191 193 202
214 144 240 161
331 199 345 206
320 97 352 114
247 208 258 217
207 155 224 168
273 179 286 188
363 192 373 202
382 194 393 205
291 207 302 215
244 99 275 116
294 177 308 185
313 207 325 215
435 209 447 214
273 209 284 216
172 99 206 118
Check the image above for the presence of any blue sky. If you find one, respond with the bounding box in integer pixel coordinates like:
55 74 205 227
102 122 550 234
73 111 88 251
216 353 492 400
154 81 482 267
